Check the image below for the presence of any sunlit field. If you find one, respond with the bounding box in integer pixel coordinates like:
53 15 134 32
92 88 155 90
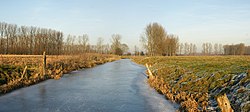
132 56 250 111
0 54 119 94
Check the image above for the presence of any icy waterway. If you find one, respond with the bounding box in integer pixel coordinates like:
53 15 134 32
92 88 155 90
0 59 178 112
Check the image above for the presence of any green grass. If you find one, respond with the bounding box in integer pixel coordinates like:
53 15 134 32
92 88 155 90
132 56 250 111
133 56 250 93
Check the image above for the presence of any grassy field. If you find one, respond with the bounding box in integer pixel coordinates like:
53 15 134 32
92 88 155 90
0 54 119 94
131 56 250 112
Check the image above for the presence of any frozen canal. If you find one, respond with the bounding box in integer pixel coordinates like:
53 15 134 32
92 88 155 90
0 59 177 112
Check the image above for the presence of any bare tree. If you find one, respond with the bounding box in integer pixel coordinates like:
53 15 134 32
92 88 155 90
179 43 183 55
219 44 223 55
192 44 197 55
103 43 110 54
121 43 129 54
82 34 89 53
238 43 245 55
0 22 4 54
184 43 189 55
141 23 179 56
208 43 213 55
245 46 250 55
214 43 219 55
96 37 104 54
141 23 167 56
111 34 122 55
134 45 139 56
166 34 179 56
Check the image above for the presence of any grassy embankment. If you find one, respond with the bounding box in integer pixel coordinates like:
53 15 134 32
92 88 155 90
0 54 119 94
131 56 250 112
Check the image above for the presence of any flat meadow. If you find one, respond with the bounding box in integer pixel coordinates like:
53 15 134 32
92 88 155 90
131 56 250 111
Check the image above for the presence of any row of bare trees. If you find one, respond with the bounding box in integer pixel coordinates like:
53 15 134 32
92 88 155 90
139 23 225 56
0 22 130 55
140 23 179 56
63 34 90 55
0 22 63 55
178 42 229 56
223 43 250 55
201 43 249 55
139 23 250 56
62 34 129 55
1 22 249 56
177 43 225 56
178 43 197 55
178 42 249 56
245 46 250 55
202 43 224 55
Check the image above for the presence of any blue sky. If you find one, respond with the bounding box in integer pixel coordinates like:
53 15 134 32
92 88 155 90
1 0 250 51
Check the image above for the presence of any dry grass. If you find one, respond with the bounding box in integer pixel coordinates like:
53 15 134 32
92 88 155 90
0 53 119 94
131 56 250 111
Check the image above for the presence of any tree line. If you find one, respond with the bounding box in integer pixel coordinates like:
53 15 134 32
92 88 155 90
139 22 250 56
1 22 249 56
178 43 197 55
62 34 129 55
178 42 250 56
0 22 129 55
0 22 63 55
224 43 250 55
201 43 224 55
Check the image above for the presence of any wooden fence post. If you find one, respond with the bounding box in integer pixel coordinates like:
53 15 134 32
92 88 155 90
21 66 27 79
43 51 46 76
145 63 153 78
